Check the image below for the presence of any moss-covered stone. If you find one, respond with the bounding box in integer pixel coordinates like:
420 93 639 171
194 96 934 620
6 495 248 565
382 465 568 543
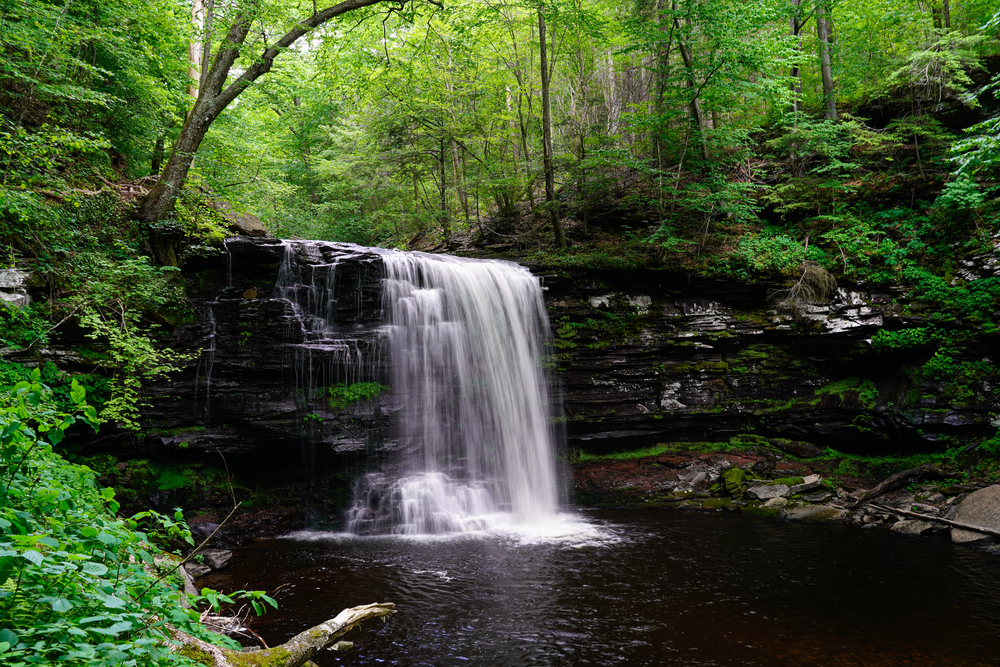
711 467 749 498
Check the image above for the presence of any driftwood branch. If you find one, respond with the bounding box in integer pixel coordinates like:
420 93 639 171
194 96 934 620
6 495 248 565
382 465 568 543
850 464 944 509
169 602 396 667
870 503 1000 539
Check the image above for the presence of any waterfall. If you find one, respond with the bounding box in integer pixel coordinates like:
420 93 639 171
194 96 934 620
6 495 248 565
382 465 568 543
344 250 561 535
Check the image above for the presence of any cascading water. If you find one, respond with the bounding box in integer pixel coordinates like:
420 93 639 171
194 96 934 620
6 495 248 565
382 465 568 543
344 250 561 535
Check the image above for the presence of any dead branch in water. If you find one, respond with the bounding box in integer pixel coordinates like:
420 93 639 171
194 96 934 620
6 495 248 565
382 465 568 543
169 602 396 667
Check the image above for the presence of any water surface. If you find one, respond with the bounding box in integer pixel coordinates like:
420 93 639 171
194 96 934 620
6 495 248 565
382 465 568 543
202 509 1000 666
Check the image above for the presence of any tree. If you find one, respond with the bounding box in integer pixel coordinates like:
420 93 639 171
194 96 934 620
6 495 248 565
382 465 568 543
538 2 567 248
135 0 436 240
815 0 837 120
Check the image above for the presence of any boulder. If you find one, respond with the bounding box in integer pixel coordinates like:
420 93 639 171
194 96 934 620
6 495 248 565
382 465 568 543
746 484 790 501
785 505 848 523
772 439 824 458
713 468 749 498
790 474 823 495
205 198 270 237
201 549 233 571
763 497 789 509
951 484 1000 545
891 519 938 537
801 491 833 503
184 562 211 578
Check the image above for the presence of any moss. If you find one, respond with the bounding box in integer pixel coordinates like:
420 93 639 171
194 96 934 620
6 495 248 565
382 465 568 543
326 382 390 410
771 476 804 486
577 444 671 461
177 644 216 666
711 467 749 498
701 498 732 510
814 377 880 409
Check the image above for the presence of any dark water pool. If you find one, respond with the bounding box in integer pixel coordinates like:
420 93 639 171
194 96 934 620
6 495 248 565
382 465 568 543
201 510 1000 666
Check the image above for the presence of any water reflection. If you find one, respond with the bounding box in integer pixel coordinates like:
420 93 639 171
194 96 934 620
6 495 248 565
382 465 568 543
201 510 1000 666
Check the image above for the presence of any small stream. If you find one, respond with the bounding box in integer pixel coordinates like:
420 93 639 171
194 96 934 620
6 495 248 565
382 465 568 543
202 509 1000 666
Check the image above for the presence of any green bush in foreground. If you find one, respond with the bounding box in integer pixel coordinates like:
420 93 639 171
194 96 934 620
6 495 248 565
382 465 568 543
0 370 253 666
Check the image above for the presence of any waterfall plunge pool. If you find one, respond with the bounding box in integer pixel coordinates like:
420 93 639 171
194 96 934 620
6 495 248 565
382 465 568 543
200 509 1000 666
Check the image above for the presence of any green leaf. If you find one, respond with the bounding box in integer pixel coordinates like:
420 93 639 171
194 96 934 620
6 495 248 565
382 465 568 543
36 536 59 548
101 594 126 609
21 550 43 566
70 380 86 404
48 428 63 445
81 561 108 576
50 597 73 612
0 628 17 645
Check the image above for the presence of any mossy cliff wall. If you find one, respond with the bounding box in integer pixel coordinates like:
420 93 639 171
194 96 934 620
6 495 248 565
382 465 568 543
35 239 999 516
540 267 997 457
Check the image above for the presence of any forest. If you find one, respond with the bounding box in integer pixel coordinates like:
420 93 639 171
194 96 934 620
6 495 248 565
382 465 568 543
2 0 1000 665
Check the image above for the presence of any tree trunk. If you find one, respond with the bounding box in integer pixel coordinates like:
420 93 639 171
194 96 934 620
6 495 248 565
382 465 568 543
151 135 165 175
538 4 566 249
452 140 469 222
654 0 674 169
170 602 395 667
188 0 204 100
439 136 450 241
816 1 838 121
672 9 710 163
789 0 803 118
200 0 214 90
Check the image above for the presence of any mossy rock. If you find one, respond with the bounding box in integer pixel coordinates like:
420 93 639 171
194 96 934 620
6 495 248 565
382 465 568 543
711 467 749 498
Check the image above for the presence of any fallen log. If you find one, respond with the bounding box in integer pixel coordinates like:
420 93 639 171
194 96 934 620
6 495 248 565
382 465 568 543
849 463 944 509
169 602 395 667
869 503 1000 539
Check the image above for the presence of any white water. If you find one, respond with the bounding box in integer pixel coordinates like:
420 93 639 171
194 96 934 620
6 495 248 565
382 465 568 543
344 250 561 535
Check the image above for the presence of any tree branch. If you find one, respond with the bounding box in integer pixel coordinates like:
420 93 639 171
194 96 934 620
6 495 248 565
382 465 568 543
216 0 394 109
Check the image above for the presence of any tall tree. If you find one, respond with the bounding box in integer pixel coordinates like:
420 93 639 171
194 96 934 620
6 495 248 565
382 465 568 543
538 2 567 248
816 0 837 120
136 0 426 238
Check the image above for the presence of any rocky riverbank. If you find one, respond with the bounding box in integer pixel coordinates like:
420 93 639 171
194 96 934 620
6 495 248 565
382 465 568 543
573 445 1000 553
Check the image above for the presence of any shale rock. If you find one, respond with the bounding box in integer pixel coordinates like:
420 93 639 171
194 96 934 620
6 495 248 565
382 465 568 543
891 520 939 537
785 505 848 523
790 475 823 495
746 484 790 501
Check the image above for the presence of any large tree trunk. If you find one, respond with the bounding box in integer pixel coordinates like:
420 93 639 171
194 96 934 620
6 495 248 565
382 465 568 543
538 4 567 249
170 602 395 667
816 1 838 121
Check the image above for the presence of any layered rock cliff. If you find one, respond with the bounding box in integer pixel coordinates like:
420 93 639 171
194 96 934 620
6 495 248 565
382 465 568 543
14 238 998 515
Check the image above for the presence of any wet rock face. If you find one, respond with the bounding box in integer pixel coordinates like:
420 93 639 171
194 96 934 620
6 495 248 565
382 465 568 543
540 268 997 455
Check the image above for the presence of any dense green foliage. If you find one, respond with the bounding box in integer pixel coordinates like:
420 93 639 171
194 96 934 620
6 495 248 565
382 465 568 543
0 372 210 664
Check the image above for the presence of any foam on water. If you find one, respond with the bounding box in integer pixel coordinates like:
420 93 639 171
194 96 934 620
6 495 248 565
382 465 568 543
285 511 618 547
